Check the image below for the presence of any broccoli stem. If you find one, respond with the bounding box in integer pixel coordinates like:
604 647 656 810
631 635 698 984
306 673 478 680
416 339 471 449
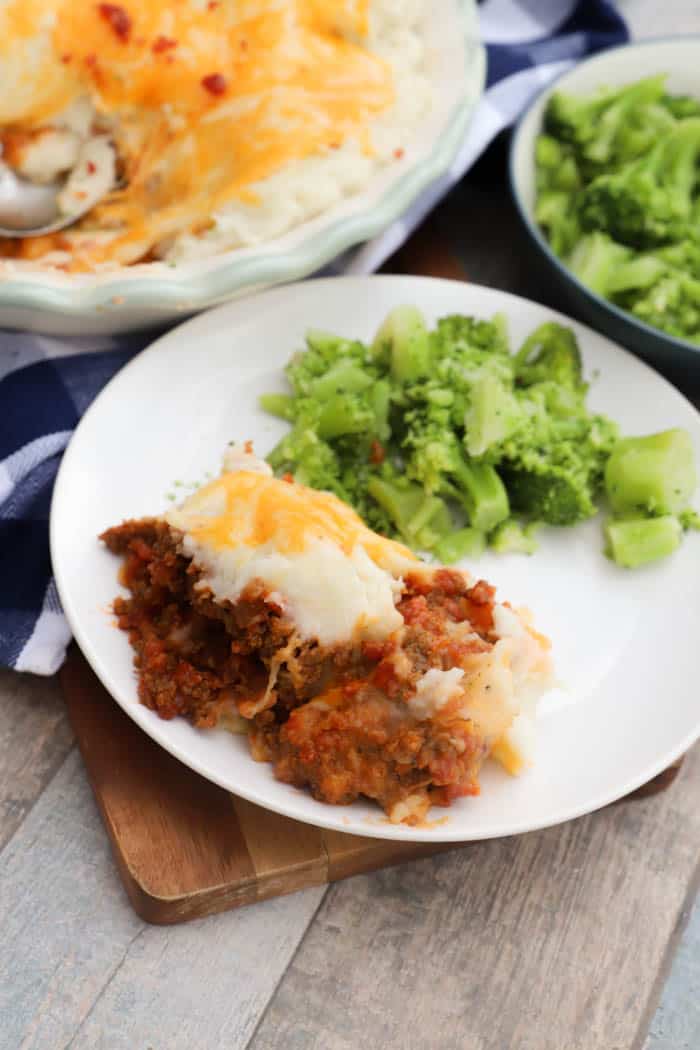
365 476 453 552
450 459 510 533
371 306 432 382
435 527 486 564
366 477 430 539
305 329 346 354
604 429 697 515
412 499 454 552
369 379 391 439
489 519 540 555
605 516 682 568
311 362 374 398
259 393 295 421
605 254 668 295
464 374 523 457
566 233 630 296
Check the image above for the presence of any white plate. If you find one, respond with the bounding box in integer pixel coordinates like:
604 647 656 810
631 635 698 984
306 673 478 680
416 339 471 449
0 1 484 336
51 276 700 842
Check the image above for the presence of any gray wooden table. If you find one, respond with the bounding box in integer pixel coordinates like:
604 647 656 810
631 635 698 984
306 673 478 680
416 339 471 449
1 5 699 1048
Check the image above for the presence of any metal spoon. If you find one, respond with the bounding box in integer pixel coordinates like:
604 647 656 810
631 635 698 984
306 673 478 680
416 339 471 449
0 163 100 238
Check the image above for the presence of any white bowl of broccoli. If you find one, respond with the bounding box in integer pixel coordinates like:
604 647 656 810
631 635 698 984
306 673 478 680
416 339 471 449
510 37 700 386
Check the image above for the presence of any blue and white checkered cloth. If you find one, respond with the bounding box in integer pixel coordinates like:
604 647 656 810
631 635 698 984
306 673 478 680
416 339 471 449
1 0 627 674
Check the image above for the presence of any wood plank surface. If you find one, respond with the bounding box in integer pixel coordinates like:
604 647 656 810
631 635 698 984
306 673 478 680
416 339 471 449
248 745 700 1050
645 889 700 1050
0 667 73 850
0 749 326 1050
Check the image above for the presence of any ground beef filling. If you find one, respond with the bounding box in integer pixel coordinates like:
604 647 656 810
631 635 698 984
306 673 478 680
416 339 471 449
102 520 498 822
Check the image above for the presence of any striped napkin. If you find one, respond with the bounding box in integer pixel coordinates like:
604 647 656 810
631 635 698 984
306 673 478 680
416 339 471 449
0 0 628 674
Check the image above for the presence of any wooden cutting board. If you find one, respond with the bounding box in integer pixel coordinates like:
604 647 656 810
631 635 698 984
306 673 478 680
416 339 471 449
60 648 682 925
59 233 683 925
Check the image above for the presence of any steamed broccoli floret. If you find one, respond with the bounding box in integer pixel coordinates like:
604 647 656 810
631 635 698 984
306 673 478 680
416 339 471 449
260 306 700 570
579 117 700 248
566 232 632 297
268 425 347 496
285 330 374 395
258 392 295 421
497 414 619 526
501 467 597 525
604 253 669 296
434 527 486 564
625 273 700 342
661 94 700 120
535 135 581 192
605 515 682 568
432 312 510 359
566 235 700 341
366 474 452 552
604 429 698 516
536 74 700 343
313 393 377 440
612 102 677 163
371 305 432 382
544 75 667 174
535 189 581 257
402 420 509 533
514 321 585 392
489 519 541 555
464 373 526 457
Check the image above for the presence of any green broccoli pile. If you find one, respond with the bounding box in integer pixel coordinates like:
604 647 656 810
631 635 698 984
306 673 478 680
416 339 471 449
535 74 700 342
260 306 699 568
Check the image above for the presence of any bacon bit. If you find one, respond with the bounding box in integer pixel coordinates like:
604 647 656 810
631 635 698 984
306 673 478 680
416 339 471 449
369 439 385 465
86 161 97 174
393 148 405 160
239 39 248 51
97 4 132 43
244 439 254 454
85 53 97 67
61 53 72 64
152 35 177 54
201 73 227 96
281 472 295 484
343 680 363 698
207 1 220 8
329 141 341 150
74 190 88 200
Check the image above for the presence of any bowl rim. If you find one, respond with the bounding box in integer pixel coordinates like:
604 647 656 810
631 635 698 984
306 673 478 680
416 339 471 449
0 0 485 319
508 34 700 362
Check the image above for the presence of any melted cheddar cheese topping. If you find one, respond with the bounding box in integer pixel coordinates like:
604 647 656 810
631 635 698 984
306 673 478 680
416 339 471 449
0 0 394 267
168 468 416 566
164 450 416 645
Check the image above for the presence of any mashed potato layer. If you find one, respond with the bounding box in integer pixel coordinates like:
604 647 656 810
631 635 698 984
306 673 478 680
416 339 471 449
165 445 418 644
